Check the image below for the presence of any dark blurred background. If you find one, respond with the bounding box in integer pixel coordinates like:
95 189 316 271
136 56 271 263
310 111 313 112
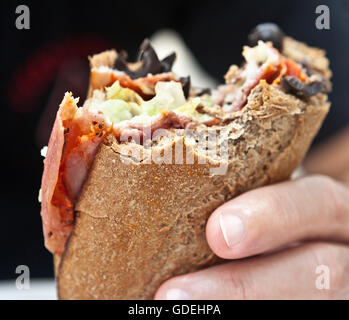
0 0 348 279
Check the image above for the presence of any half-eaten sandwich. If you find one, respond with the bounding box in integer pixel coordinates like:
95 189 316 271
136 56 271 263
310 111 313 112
39 24 331 299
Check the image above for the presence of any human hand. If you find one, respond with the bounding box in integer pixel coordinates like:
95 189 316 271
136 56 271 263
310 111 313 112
155 175 349 299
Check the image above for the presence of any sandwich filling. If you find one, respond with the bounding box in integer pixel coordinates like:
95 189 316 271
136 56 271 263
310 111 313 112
40 32 329 254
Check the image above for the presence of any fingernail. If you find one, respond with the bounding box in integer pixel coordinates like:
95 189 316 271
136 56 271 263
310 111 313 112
166 288 190 300
219 212 244 248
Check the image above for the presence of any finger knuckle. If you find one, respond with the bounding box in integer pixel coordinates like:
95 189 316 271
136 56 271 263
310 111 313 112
311 175 347 223
222 268 249 300
260 187 296 230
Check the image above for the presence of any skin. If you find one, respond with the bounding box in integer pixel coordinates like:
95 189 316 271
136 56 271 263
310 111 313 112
155 127 349 300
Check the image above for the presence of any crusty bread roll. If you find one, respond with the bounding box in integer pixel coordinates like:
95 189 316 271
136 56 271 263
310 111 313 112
49 35 331 299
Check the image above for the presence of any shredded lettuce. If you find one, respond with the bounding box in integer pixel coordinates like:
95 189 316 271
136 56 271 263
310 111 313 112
93 99 134 123
175 97 200 115
141 81 186 116
106 81 143 104
199 94 215 108
92 80 211 124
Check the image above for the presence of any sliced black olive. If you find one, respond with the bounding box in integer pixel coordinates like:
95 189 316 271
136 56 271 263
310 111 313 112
161 52 176 72
281 76 329 98
180 76 191 99
112 39 192 96
133 39 163 77
196 88 211 96
113 39 177 79
114 54 129 73
248 23 285 51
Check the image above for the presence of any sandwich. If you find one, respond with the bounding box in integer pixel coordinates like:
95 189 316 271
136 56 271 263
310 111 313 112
39 23 331 299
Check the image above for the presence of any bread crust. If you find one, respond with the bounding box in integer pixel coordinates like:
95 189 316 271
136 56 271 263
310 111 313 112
87 50 117 98
56 79 330 299
89 49 117 69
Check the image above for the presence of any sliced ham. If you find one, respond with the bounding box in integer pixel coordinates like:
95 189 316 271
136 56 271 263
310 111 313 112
63 135 104 200
41 93 106 254
130 111 193 142
41 95 195 254
40 93 79 254
112 111 193 144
